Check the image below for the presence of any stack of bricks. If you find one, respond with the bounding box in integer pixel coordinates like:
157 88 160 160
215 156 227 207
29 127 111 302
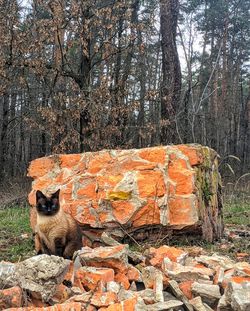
28 144 223 242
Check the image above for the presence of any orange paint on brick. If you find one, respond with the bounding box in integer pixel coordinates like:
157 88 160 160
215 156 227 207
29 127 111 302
77 183 97 199
76 205 98 226
28 145 220 240
97 175 124 188
168 157 195 194
99 211 111 223
137 171 165 197
112 201 135 224
114 272 130 289
60 154 82 168
88 152 112 174
120 159 156 171
76 267 114 291
168 196 198 226
33 178 53 191
194 263 206 269
149 246 187 267
52 283 71 303
132 199 160 227
231 276 250 284
139 147 166 164
5 302 82 311
90 291 118 307
179 281 194 299
101 296 137 311
169 155 188 169
168 169 195 194
28 157 55 178
127 266 140 281
80 245 128 274
177 145 203 166
0 286 23 309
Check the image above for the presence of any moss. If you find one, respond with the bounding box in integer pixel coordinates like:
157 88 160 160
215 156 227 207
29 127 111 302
202 177 213 204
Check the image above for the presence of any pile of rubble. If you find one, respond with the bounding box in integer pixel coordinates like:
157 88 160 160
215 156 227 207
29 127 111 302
1 240 249 310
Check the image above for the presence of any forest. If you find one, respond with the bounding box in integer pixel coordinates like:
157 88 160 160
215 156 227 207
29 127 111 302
0 0 249 183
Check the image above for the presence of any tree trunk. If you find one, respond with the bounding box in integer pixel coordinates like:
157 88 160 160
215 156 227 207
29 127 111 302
160 0 182 144
0 95 9 179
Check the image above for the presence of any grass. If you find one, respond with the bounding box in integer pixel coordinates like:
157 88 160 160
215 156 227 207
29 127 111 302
224 202 250 226
0 195 249 262
0 205 35 262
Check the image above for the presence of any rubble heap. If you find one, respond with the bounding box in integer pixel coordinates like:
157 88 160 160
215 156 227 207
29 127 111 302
1 243 249 310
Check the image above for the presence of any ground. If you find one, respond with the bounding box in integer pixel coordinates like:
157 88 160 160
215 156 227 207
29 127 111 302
0 197 249 262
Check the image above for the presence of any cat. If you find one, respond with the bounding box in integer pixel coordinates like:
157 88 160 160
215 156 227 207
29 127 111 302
34 189 82 259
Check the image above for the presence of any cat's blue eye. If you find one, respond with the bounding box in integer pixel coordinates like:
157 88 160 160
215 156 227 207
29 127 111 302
52 205 56 208
42 205 47 208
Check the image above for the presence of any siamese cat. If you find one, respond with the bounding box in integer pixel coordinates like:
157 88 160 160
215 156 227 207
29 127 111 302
35 189 82 259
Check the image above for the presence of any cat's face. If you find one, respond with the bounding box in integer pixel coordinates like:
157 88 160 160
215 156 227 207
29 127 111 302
36 190 60 216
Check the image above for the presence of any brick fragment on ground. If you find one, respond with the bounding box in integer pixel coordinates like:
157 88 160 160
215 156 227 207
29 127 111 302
149 246 188 267
190 296 208 311
178 280 194 300
0 286 23 309
2 245 250 311
163 262 214 282
191 282 221 307
75 266 114 291
78 245 129 273
223 281 250 311
5 301 82 311
99 296 138 311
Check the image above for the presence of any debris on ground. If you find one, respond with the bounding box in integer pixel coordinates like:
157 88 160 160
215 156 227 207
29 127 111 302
1 241 249 310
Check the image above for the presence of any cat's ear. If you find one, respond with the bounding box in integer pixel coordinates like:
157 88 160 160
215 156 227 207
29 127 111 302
36 190 46 201
51 189 60 199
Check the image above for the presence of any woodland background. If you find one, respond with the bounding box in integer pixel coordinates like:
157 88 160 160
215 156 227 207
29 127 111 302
0 0 249 188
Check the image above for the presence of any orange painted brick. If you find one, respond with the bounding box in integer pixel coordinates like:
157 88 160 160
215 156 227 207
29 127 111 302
27 157 55 178
90 291 117 307
77 183 97 199
0 286 23 309
76 267 114 291
138 147 166 164
179 280 194 299
96 174 123 189
168 168 195 195
60 154 82 168
177 145 203 166
100 297 137 311
52 284 71 304
168 196 199 226
79 245 128 275
131 199 160 227
28 145 221 241
127 265 140 282
112 201 136 224
120 159 156 171
137 171 166 197
230 276 250 284
149 246 187 267
87 152 112 174
114 272 130 289
5 301 82 311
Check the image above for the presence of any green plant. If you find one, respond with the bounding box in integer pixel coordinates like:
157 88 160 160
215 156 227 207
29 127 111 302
0 205 35 262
